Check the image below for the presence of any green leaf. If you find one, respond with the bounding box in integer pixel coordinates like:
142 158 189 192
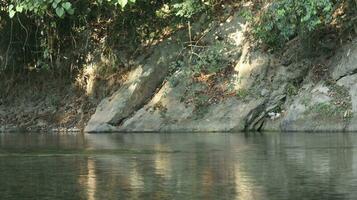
118 0 128 8
55 7 64 17
62 2 71 11
67 8 74 15
9 10 16 18
52 2 58 9
15 5 23 13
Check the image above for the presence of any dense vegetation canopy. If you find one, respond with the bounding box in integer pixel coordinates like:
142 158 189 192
0 0 355 75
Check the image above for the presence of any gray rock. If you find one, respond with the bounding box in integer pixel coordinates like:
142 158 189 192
86 15 251 133
261 89 269 97
84 12 357 133
36 119 47 127
67 128 81 132
337 74 357 131
337 74 357 112
85 39 183 133
119 75 194 132
331 39 357 80
278 84 347 132
119 71 263 132
346 116 357 131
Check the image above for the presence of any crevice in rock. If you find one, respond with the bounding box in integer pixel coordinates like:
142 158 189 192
244 95 286 131
244 101 268 132
110 79 169 128
335 68 357 82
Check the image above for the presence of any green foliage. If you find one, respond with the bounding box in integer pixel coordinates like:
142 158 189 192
173 0 206 18
285 82 299 96
326 81 352 113
2 0 350 77
0 0 217 74
253 0 335 47
6 0 139 18
309 102 341 116
5 0 211 19
191 44 227 75
8 0 75 18
236 89 250 99
305 83 352 119
240 9 254 22
115 0 137 9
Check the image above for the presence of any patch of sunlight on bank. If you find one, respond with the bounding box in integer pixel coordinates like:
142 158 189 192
75 63 98 96
233 43 270 91
227 20 247 48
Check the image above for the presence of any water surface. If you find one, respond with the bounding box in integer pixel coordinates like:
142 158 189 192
0 132 357 200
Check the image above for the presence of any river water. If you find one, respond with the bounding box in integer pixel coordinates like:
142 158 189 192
0 132 357 200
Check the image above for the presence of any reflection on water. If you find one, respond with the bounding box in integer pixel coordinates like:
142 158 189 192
1 132 357 199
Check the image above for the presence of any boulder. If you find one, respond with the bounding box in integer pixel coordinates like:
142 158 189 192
119 74 194 132
85 38 182 132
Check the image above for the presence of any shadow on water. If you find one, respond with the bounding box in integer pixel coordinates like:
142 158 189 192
0 132 356 200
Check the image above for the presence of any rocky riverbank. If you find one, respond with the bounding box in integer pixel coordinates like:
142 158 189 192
1 9 356 133
85 13 357 133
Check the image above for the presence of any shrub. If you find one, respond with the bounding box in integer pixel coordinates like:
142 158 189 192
253 0 335 48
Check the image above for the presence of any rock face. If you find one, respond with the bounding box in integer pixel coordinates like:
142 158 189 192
119 75 264 132
333 39 357 132
85 12 357 133
85 13 255 133
84 38 183 132
331 39 357 80
337 73 357 131
264 38 357 132
276 84 348 132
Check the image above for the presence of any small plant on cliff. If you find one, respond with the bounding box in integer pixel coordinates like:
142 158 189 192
190 44 227 76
